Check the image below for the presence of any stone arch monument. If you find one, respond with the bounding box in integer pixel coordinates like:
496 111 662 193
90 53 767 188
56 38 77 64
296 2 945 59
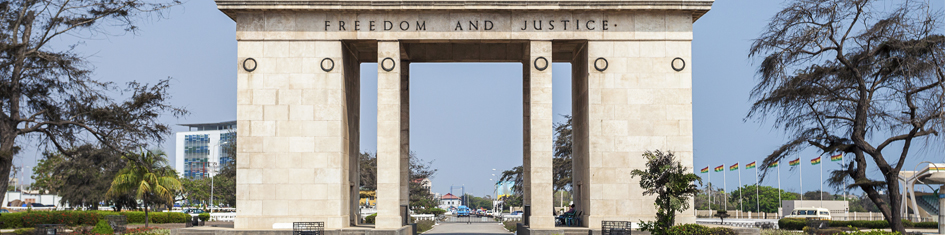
218 0 712 233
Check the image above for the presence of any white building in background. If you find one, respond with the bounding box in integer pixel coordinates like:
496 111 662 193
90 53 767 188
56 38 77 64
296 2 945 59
175 121 236 179
439 193 461 210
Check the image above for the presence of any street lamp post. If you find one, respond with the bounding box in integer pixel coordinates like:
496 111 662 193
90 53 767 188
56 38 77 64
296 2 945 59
208 140 229 213
209 162 217 213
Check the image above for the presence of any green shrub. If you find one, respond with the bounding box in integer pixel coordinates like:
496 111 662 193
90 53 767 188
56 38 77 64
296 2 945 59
502 221 517 232
900 219 913 228
0 212 24 229
198 213 210 222
365 213 377 224
811 228 844 235
760 229 804 235
667 224 709 235
827 220 888 229
778 218 807 230
913 221 938 228
847 230 902 235
20 211 102 227
12 228 33 235
0 211 187 229
707 227 736 235
91 219 114 235
415 219 435 233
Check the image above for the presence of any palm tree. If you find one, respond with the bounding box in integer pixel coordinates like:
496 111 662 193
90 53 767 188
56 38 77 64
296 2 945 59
108 150 182 227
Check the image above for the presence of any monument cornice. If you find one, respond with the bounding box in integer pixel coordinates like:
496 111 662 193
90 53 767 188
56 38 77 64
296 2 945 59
216 0 713 21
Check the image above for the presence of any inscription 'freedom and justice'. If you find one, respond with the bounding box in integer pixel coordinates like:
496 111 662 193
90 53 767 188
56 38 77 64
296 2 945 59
323 19 614 31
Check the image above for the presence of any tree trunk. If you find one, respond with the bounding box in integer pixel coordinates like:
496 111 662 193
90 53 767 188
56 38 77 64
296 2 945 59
885 171 905 232
145 195 150 228
0 133 18 206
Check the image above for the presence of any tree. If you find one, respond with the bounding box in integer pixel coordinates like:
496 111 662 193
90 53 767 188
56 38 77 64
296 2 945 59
631 150 701 234
552 115 572 191
803 190 833 200
0 0 186 204
31 145 129 210
359 152 377 191
750 0 945 232
107 150 182 227
461 194 493 210
30 152 65 194
728 185 798 213
408 152 437 211
213 132 237 207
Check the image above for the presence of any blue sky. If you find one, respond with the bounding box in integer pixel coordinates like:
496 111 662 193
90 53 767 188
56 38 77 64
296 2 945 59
14 0 945 198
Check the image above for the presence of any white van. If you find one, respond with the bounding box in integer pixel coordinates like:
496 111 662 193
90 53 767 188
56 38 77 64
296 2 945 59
786 207 831 220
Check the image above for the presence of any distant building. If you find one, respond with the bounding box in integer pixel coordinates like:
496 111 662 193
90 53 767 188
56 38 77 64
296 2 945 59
174 121 236 179
439 193 461 210
412 178 432 192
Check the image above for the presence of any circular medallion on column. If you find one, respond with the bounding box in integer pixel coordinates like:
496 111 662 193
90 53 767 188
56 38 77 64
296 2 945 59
534 56 549 71
594 57 608 72
672 57 686 72
320 58 335 72
381 57 396 72
242 58 257 72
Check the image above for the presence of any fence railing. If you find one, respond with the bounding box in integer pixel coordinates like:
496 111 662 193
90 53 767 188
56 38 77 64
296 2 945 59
410 214 435 221
209 213 236 222
695 210 938 222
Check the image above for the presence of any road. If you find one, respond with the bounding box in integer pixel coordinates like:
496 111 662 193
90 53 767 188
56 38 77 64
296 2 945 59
422 223 511 235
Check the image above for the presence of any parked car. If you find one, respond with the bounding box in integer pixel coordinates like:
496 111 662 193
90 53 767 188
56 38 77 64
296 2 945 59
183 209 206 215
29 203 50 207
786 207 831 220
456 206 471 217
0 209 9 213
510 211 523 215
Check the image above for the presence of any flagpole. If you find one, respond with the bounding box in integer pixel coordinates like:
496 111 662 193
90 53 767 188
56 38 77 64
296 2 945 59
800 157 803 200
708 166 712 211
755 166 760 214
724 166 727 210
738 163 743 217
778 162 782 217
820 156 824 208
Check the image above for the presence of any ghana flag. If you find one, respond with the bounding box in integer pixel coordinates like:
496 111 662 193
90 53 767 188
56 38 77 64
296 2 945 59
769 161 779 167
729 163 739 171
746 161 756 169
714 165 724 172
811 156 822 165
701 166 709 173
789 158 800 166
831 153 843 162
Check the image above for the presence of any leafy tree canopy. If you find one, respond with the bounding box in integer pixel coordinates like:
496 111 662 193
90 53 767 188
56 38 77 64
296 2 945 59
0 0 185 204
750 0 945 232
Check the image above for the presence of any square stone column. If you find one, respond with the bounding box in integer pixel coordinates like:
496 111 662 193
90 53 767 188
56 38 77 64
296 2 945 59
523 40 555 229
376 40 407 229
400 60 410 208
582 38 694 228
235 40 357 229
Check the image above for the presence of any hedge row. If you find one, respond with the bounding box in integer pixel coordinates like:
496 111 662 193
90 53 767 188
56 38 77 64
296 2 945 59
779 218 938 230
0 211 190 229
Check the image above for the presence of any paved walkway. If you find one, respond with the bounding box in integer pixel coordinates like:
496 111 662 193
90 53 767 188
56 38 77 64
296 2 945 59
423 223 511 235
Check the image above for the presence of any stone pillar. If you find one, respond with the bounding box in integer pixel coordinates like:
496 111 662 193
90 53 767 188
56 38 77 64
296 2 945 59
344 43 362 227
235 40 355 229
376 40 406 230
523 40 555 229
571 42 590 223
401 60 410 208
583 37 694 227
